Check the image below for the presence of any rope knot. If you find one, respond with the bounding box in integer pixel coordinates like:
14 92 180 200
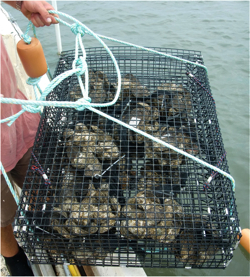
21 34 32 44
21 104 41 114
71 23 85 37
73 57 87 76
26 77 42 86
76 97 92 111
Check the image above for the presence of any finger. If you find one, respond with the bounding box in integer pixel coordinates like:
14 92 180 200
31 13 45 27
38 4 58 25
48 12 59 24
42 2 60 23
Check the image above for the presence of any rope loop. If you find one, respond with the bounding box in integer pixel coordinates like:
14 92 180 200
21 34 32 44
26 77 42 86
0 10 236 203
71 23 85 37
75 97 92 111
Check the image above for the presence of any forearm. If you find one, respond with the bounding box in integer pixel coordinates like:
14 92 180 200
2 0 58 27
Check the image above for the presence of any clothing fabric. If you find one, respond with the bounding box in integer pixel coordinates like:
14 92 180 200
1 35 40 226
0 35 40 174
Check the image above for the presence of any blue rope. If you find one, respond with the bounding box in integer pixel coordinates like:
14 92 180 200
0 162 19 205
21 20 33 44
0 10 236 218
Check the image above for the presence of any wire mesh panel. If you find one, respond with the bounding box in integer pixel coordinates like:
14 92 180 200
14 46 240 269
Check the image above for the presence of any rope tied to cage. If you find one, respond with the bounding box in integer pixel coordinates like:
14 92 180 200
1 11 241 267
0 10 236 198
31 152 51 185
2 103 42 126
72 57 87 76
21 103 41 114
75 97 92 111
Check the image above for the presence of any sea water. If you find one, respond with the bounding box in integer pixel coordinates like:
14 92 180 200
2 1 249 276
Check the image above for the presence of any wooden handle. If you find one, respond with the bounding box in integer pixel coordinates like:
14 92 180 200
17 37 47 78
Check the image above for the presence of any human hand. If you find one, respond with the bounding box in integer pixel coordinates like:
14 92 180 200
21 1 59 27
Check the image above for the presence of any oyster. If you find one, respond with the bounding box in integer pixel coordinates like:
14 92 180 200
68 146 102 177
175 215 220 265
69 69 109 103
149 83 192 121
112 73 151 100
137 178 155 191
51 218 71 239
90 125 120 161
157 83 187 93
64 123 120 177
167 90 192 116
122 102 159 125
51 182 119 238
145 126 184 167
176 127 199 155
137 163 166 191
129 120 161 144
72 239 109 261
72 248 93 262
65 219 98 236
121 192 183 243
175 229 219 266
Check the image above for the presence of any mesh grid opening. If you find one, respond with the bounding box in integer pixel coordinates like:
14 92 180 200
14 46 240 269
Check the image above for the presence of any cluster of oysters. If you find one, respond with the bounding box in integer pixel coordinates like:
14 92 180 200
52 173 120 238
120 191 183 243
68 70 200 180
46 71 219 264
63 122 119 177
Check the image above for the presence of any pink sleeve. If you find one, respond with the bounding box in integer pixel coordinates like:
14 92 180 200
1 35 41 173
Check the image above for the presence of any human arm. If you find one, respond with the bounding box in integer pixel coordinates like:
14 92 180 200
3 1 58 27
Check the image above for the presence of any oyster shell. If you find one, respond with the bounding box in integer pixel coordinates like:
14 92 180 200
112 73 151 100
52 182 119 237
145 126 184 167
51 218 71 239
121 192 182 243
175 215 220 265
64 123 120 176
157 83 187 93
69 70 109 103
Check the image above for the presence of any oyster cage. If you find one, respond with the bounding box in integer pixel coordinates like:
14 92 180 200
14 46 240 269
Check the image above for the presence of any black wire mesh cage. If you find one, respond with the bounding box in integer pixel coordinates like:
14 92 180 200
14 46 240 269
